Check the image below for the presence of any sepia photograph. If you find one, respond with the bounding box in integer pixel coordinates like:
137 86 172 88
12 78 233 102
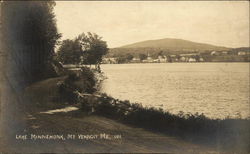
0 1 249 153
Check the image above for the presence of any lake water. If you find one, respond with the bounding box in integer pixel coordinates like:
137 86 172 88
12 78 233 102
100 63 249 119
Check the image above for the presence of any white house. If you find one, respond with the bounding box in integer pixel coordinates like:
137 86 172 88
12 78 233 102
199 57 204 62
102 57 118 64
143 53 154 63
238 51 246 55
131 57 141 63
180 57 187 62
188 58 196 62
211 51 219 56
158 55 167 63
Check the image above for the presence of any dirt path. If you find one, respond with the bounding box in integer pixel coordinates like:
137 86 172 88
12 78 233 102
1 77 223 153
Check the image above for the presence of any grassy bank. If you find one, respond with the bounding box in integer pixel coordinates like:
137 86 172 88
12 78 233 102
41 66 249 153
77 93 249 153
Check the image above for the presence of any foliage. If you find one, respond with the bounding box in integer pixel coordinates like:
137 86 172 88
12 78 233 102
57 33 108 65
79 94 250 152
58 67 96 103
78 67 97 93
157 50 164 56
2 1 61 83
57 39 82 64
116 53 134 63
116 57 127 64
77 32 108 65
139 53 147 61
125 53 134 61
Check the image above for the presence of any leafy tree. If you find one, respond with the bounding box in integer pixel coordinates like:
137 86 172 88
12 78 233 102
116 57 127 64
125 53 134 61
57 39 82 64
2 1 61 84
57 32 108 70
139 54 147 61
77 32 108 67
166 55 172 63
115 54 134 63
193 55 200 62
157 50 164 56
176 54 181 60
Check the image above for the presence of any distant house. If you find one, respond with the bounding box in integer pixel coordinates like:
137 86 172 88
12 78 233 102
109 58 118 64
211 51 219 56
188 57 196 62
172 58 179 62
143 53 154 63
180 56 187 62
131 57 141 63
147 53 153 60
169 55 177 62
102 57 118 64
158 55 167 63
147 59 154 63
153 59 159 63
238 51 246 55
199 57 204 62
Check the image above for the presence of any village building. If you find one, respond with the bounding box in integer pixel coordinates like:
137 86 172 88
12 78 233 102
170 55 176 58
102 57 118 64
158 55 167 63
131 57 141 63
211 51 219 56
180 56 187 62
143 53 154 63
238 51 246 55
168 55 178 62
153 59 159 63
199 57 204 62
188 57 196 62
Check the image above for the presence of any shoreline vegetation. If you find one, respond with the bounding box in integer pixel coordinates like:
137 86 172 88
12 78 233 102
56 66 250 153
103 47 250 64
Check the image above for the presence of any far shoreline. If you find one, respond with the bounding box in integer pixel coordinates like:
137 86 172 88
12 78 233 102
100 62 250 65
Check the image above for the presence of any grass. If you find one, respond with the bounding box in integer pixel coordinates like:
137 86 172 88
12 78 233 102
78 93 250 153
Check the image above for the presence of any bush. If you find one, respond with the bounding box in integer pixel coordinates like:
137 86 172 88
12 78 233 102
79 94 250 152
79 67 96 93
58 67 96 104
58 79 78 104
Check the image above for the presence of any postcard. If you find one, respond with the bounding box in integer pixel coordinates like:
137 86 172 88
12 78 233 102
0 1 249 153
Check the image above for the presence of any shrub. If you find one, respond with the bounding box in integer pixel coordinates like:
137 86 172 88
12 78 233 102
79 93 250 152
58 67 96 104
79 67 96 93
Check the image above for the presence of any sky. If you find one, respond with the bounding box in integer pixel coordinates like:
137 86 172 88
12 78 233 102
54 1 249 48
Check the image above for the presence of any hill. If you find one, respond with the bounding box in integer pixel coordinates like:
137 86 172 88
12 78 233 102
108 38 230 57
120 38 229 51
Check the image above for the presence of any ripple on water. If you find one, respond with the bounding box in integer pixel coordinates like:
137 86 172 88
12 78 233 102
101 63 250 119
